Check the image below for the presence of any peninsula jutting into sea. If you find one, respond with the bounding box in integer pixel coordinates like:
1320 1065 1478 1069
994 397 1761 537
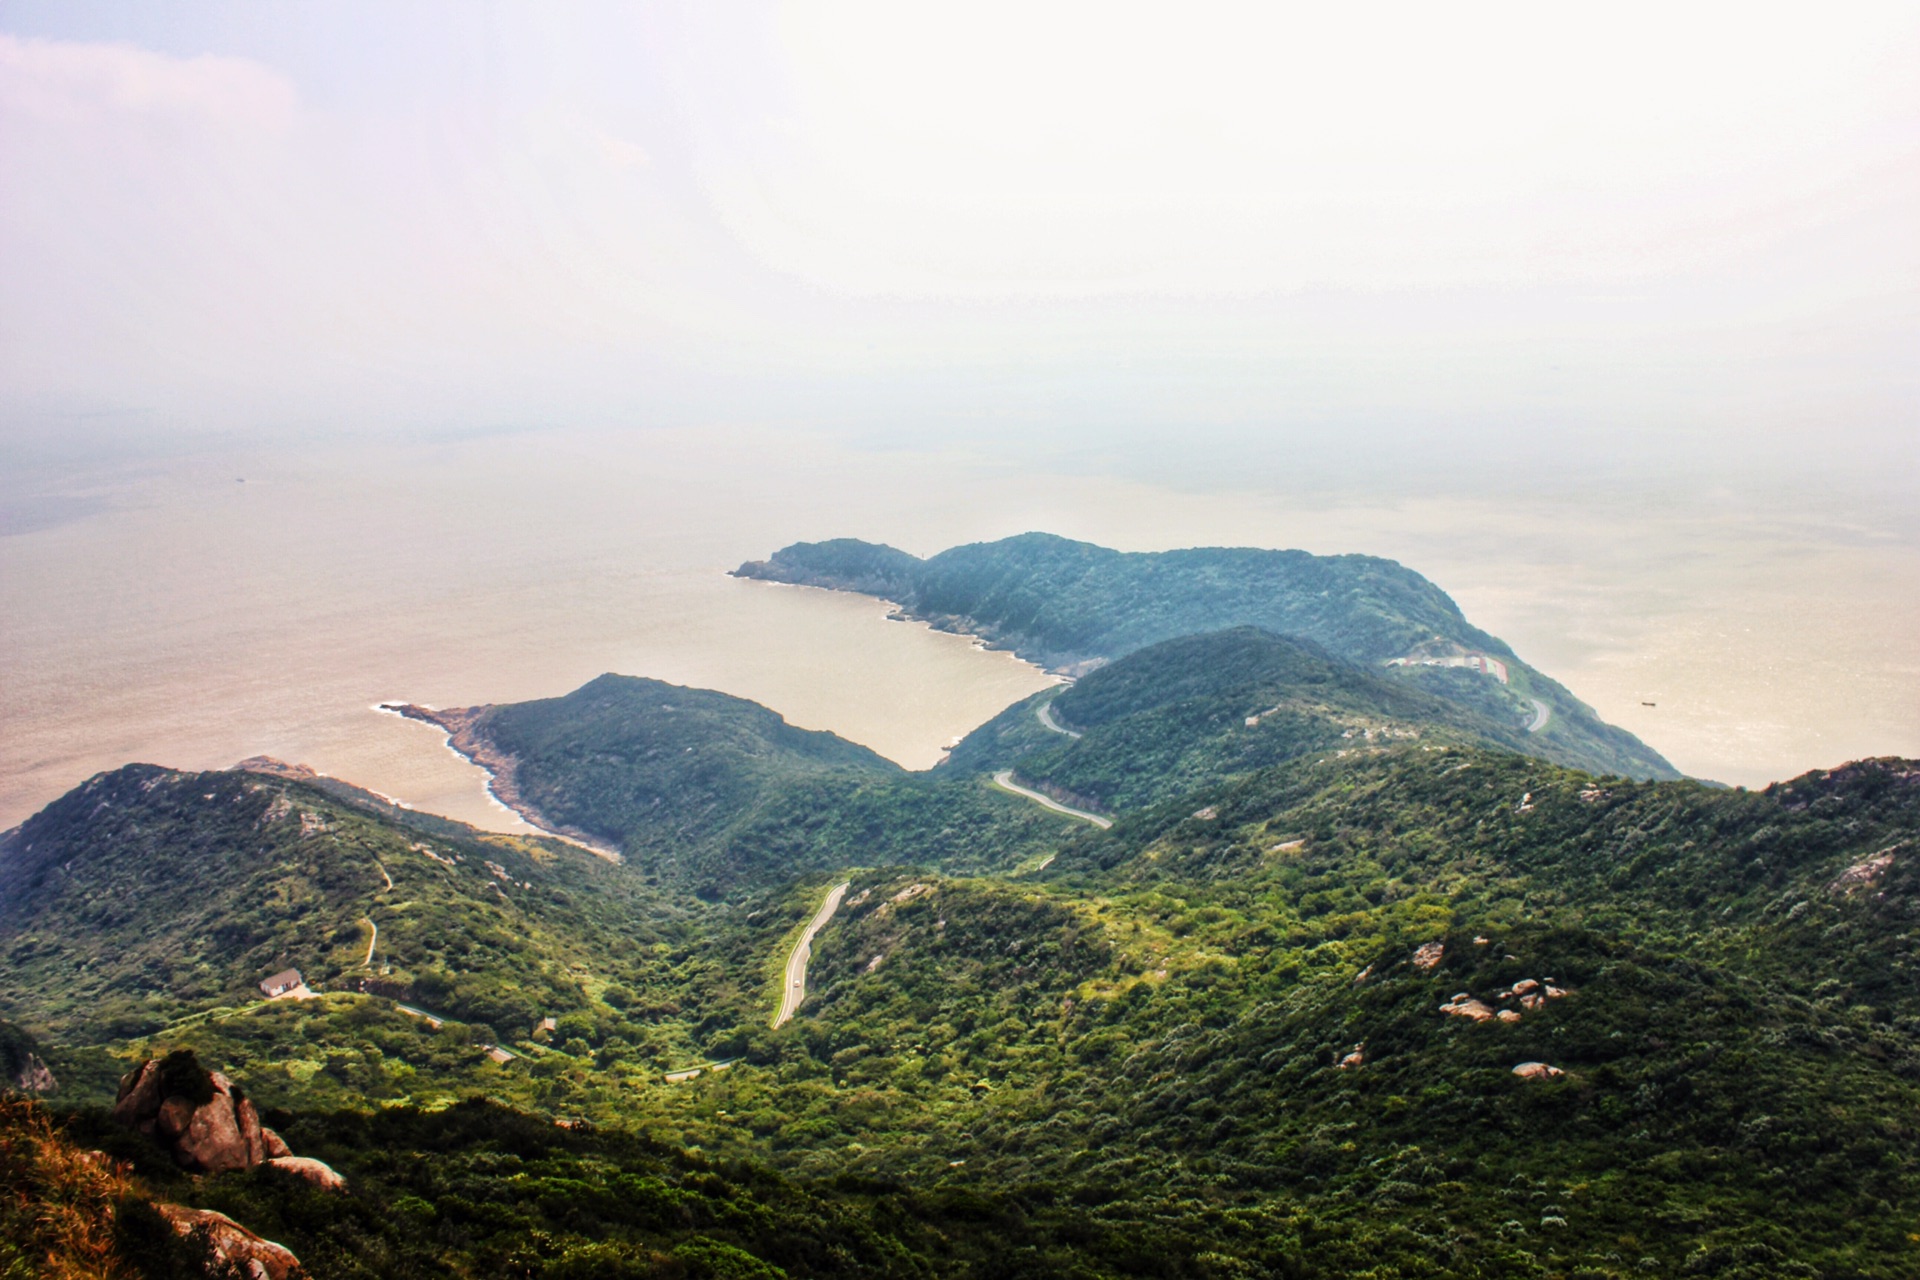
3 530 1915 1277
5 6 1915 1275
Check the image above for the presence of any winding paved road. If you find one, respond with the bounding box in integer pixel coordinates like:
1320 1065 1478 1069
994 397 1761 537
992 771 1113 829
1036 700 1082 738
774 880 850 1028
1525 697 1552 734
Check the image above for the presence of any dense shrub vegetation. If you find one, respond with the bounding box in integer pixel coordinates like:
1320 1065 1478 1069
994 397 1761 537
942 627 1536 807
734 533 1677 779
4 648 1915 1274
468 674 1069 894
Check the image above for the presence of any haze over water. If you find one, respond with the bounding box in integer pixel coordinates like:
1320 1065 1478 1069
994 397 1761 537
1 6 1914 828
3 426 1914 833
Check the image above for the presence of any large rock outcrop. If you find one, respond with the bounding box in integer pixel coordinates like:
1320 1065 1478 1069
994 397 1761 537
8 1049 55 1093
113 1051 281 1173
112 1052 346 1193
156 1203 305 1279
265 1155 347 1191
0 1019 57 1093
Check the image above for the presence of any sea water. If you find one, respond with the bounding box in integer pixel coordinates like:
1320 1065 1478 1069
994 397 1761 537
2 426 1914 831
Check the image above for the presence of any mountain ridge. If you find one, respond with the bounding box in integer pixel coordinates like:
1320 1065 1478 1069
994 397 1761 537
941 625 1541 810
7 747 1917 1276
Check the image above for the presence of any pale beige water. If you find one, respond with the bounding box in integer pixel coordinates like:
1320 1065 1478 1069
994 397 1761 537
2 427 1914 831
0 429 1064 832
1042 488 1919 788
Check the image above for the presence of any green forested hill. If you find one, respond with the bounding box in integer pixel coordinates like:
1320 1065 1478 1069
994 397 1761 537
488 670 897 773
6 738 1918 1273
16 519 1919 1278
734 532 1679 780
943 626 1536 808
466 671 896 847
735 532 1488 664
686 751 1920 1275
449 673 1074 894
0 763 704 1051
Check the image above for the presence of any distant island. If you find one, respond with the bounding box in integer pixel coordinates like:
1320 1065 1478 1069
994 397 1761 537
735 531 1679 780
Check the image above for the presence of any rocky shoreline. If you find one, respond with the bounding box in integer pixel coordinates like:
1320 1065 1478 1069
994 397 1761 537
379 702 623 861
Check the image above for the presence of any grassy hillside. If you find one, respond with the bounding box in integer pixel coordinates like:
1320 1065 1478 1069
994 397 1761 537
0 764 712 1052
473 672 899 845
735 532 1679 781
454 673 1072 895
661 751 1920 1275
8 737 1919 1275
943 626 1537 809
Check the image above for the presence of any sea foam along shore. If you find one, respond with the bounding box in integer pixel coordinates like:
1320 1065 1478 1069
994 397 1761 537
374 702 624 862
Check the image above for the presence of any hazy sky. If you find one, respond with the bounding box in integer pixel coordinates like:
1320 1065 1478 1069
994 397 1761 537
1 2 1915 497
1 4 1916 801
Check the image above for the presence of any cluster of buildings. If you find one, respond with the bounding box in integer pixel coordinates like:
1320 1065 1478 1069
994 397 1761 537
1385 652 1509 684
